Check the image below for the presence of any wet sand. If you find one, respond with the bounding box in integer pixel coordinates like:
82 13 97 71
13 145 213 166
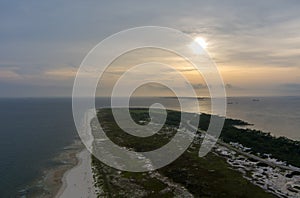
22 140 84 198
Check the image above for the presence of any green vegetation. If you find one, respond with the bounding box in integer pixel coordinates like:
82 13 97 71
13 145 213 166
92 155 172 197
131 108 300 167
98 108 178 152
191 113 300 167
91 108 277 197
221 127 300 167
159 151 272 197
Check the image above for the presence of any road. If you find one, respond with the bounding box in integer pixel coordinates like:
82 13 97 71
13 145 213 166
185 120 300 172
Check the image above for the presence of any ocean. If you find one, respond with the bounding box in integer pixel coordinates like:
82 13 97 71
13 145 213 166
226 96 300 140
0 96 299 197
0 98 78 197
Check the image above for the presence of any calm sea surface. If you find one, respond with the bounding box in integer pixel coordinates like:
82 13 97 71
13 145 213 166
0 97 299 197
0 98 78 197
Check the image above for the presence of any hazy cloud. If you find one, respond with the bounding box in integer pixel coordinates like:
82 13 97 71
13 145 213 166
1 0 300 97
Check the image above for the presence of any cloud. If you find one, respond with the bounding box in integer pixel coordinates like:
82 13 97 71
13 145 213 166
0 68 21 80
44 68 77 78
1 0 300 97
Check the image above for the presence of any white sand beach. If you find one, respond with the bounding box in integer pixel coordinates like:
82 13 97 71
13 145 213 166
55 149 97 198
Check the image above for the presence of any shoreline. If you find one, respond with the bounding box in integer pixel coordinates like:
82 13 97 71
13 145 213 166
55 149 97 198
44 140 84 198
55 109 97 198
23 139 97 198
18 139 84 198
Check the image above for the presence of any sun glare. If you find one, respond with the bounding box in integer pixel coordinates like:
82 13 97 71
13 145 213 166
194 37 208 49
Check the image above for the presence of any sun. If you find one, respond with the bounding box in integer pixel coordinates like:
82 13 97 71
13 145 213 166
194 37 208 49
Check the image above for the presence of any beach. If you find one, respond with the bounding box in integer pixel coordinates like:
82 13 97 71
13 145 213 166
55 149 97 198
55 109 97 198
31 108 97 198
18 140 97 198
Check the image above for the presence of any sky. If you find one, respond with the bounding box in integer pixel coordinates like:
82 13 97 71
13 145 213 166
1 0 300 97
